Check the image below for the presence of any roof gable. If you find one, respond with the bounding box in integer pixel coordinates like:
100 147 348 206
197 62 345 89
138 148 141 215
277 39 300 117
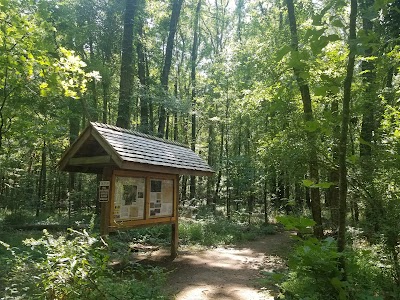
59 122 214 176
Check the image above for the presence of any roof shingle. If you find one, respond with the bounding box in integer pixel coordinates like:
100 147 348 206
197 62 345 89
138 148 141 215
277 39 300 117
59 122 214 176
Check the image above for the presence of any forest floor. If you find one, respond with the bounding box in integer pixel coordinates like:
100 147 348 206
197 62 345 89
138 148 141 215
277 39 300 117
135 231 294 300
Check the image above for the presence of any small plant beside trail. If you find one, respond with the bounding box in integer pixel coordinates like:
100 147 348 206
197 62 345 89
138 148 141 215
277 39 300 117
179 216 277 246
0 221 167 300
267 215 397 300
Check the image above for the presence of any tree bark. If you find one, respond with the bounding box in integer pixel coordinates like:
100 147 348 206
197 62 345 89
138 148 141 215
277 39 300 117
213 121 224 204
158 0 184 137
329 98 340 231
137 5 150 134
207 116 215 206
116 0 137 129
235 0 244 41
173 76 179 141
338 0 357 265
285 0 323 238
359 0 382 234
189 0 201 200
37 141 47 217
263 173 269 224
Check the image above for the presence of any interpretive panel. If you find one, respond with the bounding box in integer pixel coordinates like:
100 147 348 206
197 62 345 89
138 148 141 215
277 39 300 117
149 179 174 218
114 176 145 220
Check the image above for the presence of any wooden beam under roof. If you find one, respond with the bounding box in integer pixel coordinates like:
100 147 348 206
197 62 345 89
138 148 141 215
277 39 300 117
69 155 113 166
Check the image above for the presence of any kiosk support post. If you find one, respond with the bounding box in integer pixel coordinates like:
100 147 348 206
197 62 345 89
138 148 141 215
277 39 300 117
100 167 113 235
171 175 179 258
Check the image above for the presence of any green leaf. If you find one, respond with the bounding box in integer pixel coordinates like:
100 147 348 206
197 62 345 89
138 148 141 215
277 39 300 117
314 182 335 189
302 179 315 187
331 19 345 28
304 120 319 132
304 28 325 41
326 34 340 42
329 85 340 94
276 45 291 62
348 155 359 164
330 277 346 300
314 86 328 96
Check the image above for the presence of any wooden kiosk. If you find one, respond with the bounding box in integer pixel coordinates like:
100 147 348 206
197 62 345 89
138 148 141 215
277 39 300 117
59 122 214 258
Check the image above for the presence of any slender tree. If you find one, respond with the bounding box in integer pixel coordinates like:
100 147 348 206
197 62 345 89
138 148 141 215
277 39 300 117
359 0 382 234
158 0 184 137
337 0 357 276
285 0 323 238
189 0 201 200
137 0 150 134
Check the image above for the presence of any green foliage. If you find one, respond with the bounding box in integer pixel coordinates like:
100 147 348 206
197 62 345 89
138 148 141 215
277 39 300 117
2 210 38 226
179 218 276 246
276 215 315 236
272 236 392 300
111 224 172 247
0 209 95 227
0 225 167 300
279 237 343 299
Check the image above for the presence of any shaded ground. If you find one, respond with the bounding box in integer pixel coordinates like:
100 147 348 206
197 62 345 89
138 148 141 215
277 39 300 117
136 232 294 300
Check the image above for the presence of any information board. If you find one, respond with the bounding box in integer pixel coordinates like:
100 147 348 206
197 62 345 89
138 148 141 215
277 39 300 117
149 179 174 218
113 176 145 220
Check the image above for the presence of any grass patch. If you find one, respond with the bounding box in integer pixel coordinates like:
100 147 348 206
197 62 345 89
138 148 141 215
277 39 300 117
179 217 276 246
0 208 95 227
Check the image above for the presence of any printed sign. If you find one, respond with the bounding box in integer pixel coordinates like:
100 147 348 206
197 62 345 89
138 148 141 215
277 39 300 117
149 179 173 218
99 181 110 202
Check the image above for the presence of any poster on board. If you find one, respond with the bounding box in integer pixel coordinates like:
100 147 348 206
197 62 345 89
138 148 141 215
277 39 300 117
114 176 145 221
149 179 173 217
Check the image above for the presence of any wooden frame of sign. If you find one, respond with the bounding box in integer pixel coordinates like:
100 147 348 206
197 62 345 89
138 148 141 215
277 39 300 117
100 168 179 257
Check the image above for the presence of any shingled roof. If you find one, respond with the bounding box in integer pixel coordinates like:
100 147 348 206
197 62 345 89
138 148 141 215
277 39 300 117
59 122 214 176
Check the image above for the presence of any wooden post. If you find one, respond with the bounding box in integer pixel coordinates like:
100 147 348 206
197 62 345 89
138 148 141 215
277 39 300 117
171 175 179 258
100 168 113 235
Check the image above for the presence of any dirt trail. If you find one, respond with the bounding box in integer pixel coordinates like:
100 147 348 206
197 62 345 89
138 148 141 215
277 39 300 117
139 232 293 300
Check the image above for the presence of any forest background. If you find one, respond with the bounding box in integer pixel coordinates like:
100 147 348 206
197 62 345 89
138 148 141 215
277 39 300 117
1 0 400 299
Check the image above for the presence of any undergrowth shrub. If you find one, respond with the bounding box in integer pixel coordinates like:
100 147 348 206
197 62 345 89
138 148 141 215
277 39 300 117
3 210 37 226
272 216 395 300
277 237 343 300
0 219 167 300
179 218 276 246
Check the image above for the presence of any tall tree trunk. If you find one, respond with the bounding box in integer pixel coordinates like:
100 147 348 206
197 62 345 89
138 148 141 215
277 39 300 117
225 97 231 219
173 76 179 141
190 0 201 200
338 0 357 270
89 37 98 122
166 113 170 139
37 141 47 217
207 117 215 206
235 0 244 41
329 98 340 231
116 0 137 129
285 0 323 238
136 8 150 133
360 0 381 234
102 79 110 123
68 99 80 219
158 0 184 137
263 173 269 224
137 9 149 134
213 121 224 204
